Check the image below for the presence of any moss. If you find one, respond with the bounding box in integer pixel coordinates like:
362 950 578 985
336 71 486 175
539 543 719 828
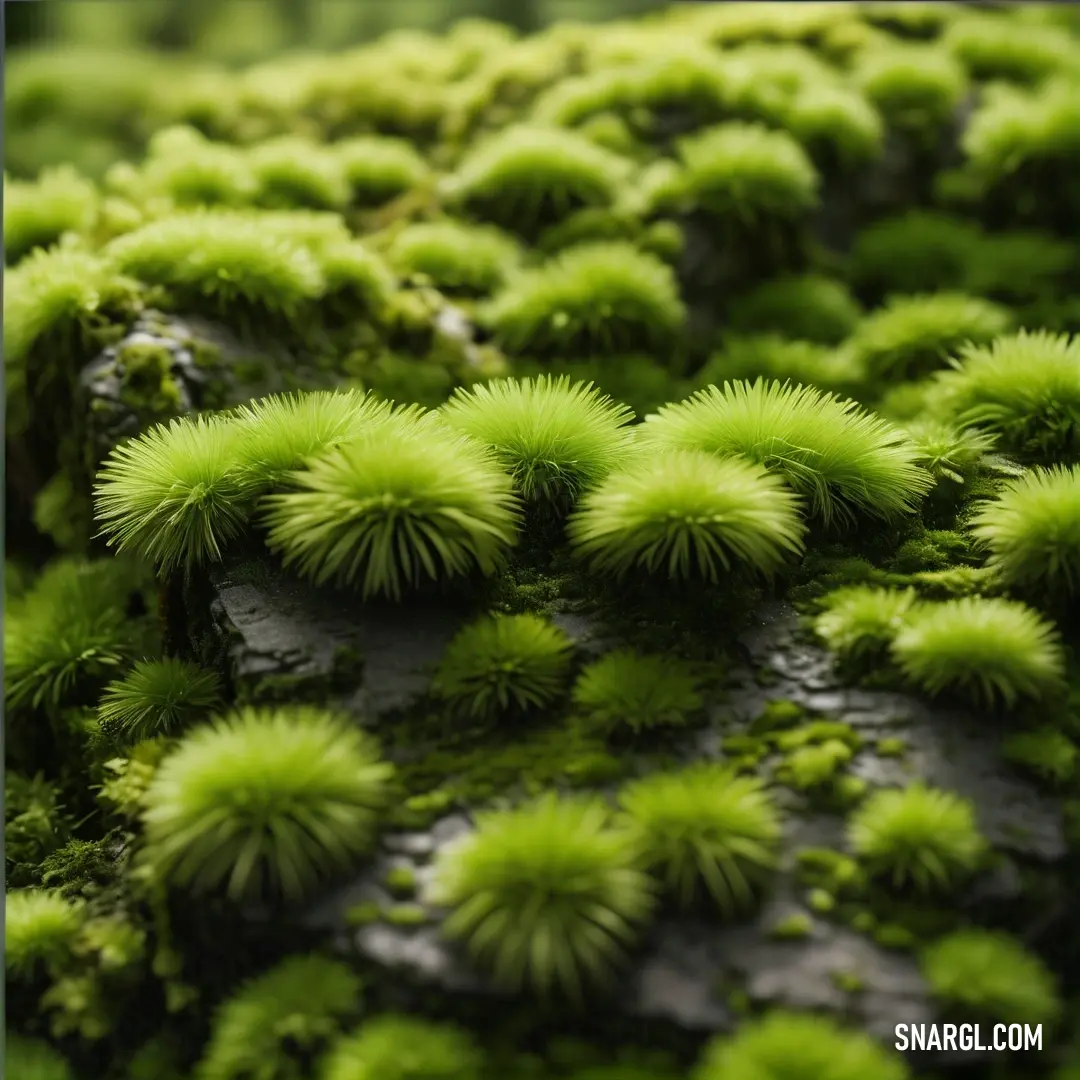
875 737 908 758
384 865 418 899
383 903 430 928
749 699 809 734
830 969 865 994
767 912 814 941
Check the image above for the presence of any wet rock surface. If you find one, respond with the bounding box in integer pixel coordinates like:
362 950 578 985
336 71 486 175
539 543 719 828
192 564 1067 1054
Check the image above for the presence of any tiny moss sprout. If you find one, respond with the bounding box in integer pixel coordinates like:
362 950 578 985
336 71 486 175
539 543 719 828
970 465 1080 599
333 135 430 206
642 380 933 525
319 1015 484 1080
5 889 85 981
5 557 140 712
262 417 520 600
4 165 99 264
617 766 782 915
921 929 1061 1027
195 954 362 1080
658 122 819 222
483 241 686 357
847 783 987 893
140 707 394 903
94 414 251 575
904 419 1000 486
1002 728 1078 786
572 650 703 736
440 375 635 508
843 292 1012 382
386 220 521 295
726 275 862 346
4 1036 75 1080
445 124 631 233
105 211 324 319
232 388 397 492
568 450 805 582
694 1010 911 1080
814 586 921 664
431 613 573 720
428 794 655 998
891 597 1065 708
933 330 1080 461
97 658 223 743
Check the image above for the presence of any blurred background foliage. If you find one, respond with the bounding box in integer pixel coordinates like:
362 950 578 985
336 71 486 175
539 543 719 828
5 0 666 57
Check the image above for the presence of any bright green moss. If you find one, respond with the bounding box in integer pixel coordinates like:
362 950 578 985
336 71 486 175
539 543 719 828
386 220 521 294
334 135 431 206
843 292 1012 382
642 380 933 525
483 241 686 358
726 275 862 346
853 45 967 133
4 166 99 264
654 122 820 223
445 124 631 234
944 14 1078 85
695 337 863 397
249 135 351 211
1002 728 1078 786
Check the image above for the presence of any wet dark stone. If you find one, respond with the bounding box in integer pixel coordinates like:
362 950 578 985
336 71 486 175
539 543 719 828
193 564 1065 1058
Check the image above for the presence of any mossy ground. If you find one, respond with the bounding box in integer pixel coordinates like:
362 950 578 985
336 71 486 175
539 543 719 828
7 4 1080 1079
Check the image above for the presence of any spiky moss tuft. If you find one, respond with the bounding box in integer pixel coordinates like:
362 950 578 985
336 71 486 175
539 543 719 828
852 44 967 132
726 275 862 346
891 596 1065 708
654 122 819 223
814 586 922 664
94 414 252 575
428 793 655 999
333 135 431 206
431 613 574 721
319 1015 484 1080
5 557 143 712
386 220 522 295
847 783 987 893
483 241 685 358
140 706 394 903
568 450 805 583
921 929 1061 1028
944 13 1078 85
971 465 1080 601
97 658 223 744
444 125 631 234
931 330 1080 462
694 1010 911 1080
195 955 362 1080
231 389 398 492
248 135 351 211
440 376 635 508
262 416 521 600
104 211 324 319
903 419 1001 486
848 211 984 299
777 82 885 167
642 380 934 525
695 337 863 398
3 245 141 371
4 1036 76 1080
134 125 257 207
617 766 782 915
1002 728 1078 787
843 292 1012 383
961 79 1080 198
966 230 1078 306
5 889 86 980
571 650 703 736
4 166 99 264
